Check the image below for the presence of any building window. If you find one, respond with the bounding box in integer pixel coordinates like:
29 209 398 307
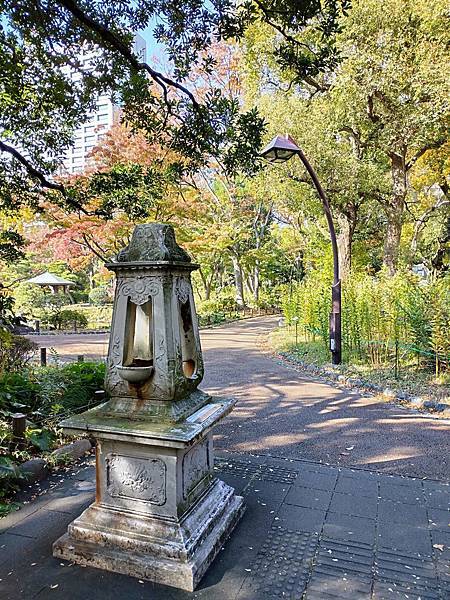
84 135 95 142
97 113 109 123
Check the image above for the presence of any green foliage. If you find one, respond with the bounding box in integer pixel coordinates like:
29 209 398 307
61 303 113 329
48 309 88 330
0 331 37 373
88 286 112 306
282 270 450 373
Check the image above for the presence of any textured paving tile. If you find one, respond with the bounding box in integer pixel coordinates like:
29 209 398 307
2 450 449 599
238 525 317 599
306 537 373 599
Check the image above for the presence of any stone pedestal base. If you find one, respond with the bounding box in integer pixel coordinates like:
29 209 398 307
53 479 244 591
52 398 243 591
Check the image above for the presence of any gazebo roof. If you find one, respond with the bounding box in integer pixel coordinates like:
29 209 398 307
26 271 75 286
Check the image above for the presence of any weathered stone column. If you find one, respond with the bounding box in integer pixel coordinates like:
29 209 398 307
53 223 244 591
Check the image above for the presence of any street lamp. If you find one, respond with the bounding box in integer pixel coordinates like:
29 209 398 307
260 134 342 365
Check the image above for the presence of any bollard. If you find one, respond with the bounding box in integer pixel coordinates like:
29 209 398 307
40 347 47 366
34 320 40 333
77 354 84 363
94 390 106 403
12 413 26 451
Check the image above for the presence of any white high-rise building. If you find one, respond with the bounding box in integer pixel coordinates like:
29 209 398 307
62 34 146 174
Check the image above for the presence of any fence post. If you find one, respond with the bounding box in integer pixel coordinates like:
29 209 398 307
40 347 47 366
34 320 40 334
12 413 26 451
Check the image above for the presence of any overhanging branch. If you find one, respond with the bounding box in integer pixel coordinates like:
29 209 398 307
57 0 200 111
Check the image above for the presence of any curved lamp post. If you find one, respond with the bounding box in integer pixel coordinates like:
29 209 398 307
260 134 342 365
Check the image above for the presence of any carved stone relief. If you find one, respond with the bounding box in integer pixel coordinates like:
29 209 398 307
182 439 210 499
175 277 191 304
106 454 166 505
107 334 126 393
118 277 160 305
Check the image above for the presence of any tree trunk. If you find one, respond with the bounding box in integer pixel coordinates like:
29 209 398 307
383 152 407 275
337 214 354 279
231 254 245 307
253 263 260 303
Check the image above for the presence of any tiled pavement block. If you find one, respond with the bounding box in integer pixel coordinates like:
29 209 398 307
285 486 332 511
334 475 378 497
375 548 437 592
242 480 291 502
309 536 373 599
237 525 317 599
379 480 424 504
296 461 336 476
329 492 377 519
323 512 375 545
378 498 428 526
294 470 337 491
0 499 51 534
0 532 41 568
427 507 450 531
377 521 432 555
253 464 298 485
337 467 380 482
372 579 440 599
276 504 326 535
379 474 423 488
214 457 261 480
424 487 450 510
4 508 76 541
306 571 371 599
2 555 169 600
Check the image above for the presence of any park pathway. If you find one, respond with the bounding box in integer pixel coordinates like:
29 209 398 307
200 316 450 480
32 316 449 479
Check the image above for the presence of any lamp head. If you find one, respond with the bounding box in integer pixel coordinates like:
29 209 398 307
259 134 301 164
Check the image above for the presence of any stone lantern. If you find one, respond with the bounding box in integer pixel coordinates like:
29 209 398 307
53 223 244 591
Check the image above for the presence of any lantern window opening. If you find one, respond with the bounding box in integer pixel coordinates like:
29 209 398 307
123 298 154 369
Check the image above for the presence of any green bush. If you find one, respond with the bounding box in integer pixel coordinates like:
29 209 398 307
0 361 106 421
58 303 113 329
88 285 112 305
48 309 88 330
0 331 37 373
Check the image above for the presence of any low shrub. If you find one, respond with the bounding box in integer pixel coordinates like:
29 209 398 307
0 330 37 373
48 309 88 330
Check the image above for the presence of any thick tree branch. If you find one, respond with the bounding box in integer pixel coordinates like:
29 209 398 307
0 140 64 193
57 0 200 110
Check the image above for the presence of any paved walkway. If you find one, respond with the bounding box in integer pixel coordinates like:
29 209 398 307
32 317 450 479
1 453 449 599
5 316 446 599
